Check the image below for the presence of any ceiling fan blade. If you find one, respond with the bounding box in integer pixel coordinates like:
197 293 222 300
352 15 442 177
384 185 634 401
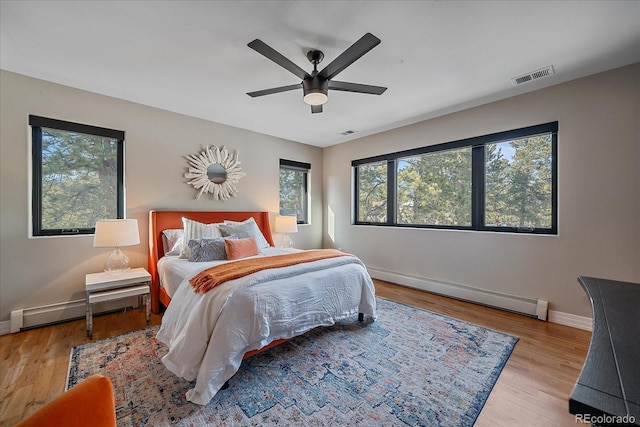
329 81 387 95
318 33 381 80
248 39 310 80
247 84 302 97
311 104 323 114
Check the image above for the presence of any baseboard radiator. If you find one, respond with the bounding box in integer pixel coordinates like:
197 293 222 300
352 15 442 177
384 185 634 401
368 268 548 320
10 297 139 333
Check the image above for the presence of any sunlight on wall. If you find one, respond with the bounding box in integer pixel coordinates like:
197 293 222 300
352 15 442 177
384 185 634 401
328 205 335 243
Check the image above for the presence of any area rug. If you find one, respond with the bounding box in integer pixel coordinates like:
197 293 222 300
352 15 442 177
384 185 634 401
68 297 518 426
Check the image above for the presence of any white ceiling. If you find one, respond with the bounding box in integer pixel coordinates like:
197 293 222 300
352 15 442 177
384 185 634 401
2 1 639 148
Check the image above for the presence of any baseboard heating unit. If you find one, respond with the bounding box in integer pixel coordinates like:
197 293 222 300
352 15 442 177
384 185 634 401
368 268 548 320
10 297 138 333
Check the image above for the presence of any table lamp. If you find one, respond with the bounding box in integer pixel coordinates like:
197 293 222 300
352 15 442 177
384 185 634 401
275 216 298 248
93 219 140 273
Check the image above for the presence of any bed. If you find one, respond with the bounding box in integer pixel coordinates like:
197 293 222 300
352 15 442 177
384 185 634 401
147 210 377 405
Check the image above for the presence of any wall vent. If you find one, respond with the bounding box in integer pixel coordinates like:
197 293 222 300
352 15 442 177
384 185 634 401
511 65 554 85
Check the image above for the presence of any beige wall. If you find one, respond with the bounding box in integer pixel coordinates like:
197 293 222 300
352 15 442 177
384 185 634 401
1 64 638 325
0 70 323 323
323 63 640 317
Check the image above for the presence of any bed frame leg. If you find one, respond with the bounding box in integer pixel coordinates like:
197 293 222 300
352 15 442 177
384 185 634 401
358 313 364 322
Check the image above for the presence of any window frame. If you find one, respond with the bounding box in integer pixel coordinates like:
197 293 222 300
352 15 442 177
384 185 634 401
279 159 311 225
29 115 125 237
352 122 558 234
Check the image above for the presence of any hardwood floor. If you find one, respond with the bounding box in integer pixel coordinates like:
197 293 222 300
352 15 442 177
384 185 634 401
0 308 164 426
0 280 591 426
375 280 591 426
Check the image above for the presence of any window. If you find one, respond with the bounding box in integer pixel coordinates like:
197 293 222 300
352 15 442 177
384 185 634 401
397 147 472 226
30 115 125 237
353 122 557 234
279 159 310 224
357 161 388 223
484 135 554 230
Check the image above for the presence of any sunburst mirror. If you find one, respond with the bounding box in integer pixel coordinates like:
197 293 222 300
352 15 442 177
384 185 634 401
184 145 246 200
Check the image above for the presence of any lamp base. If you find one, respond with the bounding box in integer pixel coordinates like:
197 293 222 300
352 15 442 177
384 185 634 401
104 248 131 273
280 234 294 249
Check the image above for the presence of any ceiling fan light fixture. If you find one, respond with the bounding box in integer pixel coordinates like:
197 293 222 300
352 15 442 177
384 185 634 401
303 91 328 106
303 78 329 106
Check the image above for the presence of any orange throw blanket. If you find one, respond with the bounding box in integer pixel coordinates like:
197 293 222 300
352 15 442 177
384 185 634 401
190 249 352 293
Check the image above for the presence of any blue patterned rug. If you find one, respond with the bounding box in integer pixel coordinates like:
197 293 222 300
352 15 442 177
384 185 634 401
68 297 518 426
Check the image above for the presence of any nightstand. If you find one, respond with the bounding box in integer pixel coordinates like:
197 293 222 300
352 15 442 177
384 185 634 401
85 267 151 338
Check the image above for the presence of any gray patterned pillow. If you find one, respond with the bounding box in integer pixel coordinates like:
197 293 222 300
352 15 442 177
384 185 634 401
187 238 228 262
218 218 270 249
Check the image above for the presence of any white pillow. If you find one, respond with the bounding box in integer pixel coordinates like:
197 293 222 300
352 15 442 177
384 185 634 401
165 237 184 257
162 229 183 256
179 217 223 259
219 217 270 249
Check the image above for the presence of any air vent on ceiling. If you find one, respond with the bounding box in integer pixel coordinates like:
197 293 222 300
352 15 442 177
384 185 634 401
511 66 554 85
341 130 356 136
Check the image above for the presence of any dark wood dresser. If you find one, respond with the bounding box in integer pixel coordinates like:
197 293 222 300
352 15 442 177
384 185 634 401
569 276 640 426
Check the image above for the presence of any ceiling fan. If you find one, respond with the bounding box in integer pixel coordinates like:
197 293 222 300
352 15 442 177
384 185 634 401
246 33 387 113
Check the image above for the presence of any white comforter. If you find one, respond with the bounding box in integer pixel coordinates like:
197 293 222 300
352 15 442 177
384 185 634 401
155 250 377 405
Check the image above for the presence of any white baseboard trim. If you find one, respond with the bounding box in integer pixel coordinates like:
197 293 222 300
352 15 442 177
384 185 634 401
369 267 547 320
0 320 10 336
548 310 592 331
1 274 593 335
3 296 140 336
11 299 87 332
369 267 592 329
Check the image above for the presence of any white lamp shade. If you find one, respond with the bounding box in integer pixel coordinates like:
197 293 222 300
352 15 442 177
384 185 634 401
93 219 140 247
275 216 298 234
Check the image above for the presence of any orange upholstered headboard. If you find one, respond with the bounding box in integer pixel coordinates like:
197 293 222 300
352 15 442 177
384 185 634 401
148 210 275 313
